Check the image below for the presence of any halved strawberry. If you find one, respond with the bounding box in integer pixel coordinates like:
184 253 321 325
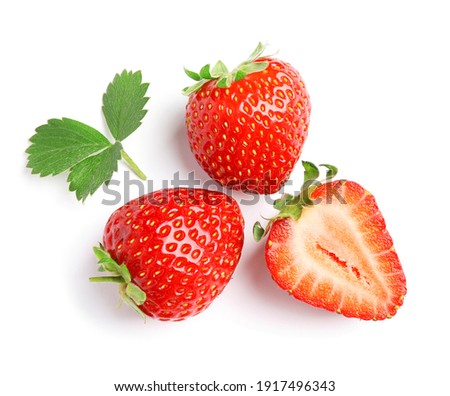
254 162 407 320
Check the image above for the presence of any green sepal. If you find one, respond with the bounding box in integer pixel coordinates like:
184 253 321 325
277 208 303 221
302 161 320 183
238 61 269 75
119 285 147 321
98 257 121 274
182 80 208 96
320 164 338 180
90 244 147 320
245 42 267 63
273 193 294 210
234 69 247 81
199 64 212 79
217 76 231 88
211 60 228 77
254 161 339 242
93 244 109 260
297 181 319 207
118 264 132 283
184 67 201 81
182 42 271 95
253 221 265 242
126 283 146 305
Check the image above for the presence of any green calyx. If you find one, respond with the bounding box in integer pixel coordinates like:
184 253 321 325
90 244 147 320
182 42 271 95
253 161 339 242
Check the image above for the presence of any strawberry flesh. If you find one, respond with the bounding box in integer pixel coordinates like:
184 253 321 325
266 181 407 320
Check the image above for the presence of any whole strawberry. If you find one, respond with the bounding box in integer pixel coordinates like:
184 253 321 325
183 43 311 194
91 188 244 321
254 162 407 320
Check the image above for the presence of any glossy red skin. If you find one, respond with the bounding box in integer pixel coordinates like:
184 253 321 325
265 181 407 320
186 57 311 194
103 188 244 321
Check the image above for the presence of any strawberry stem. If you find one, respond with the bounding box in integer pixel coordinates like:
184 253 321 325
121 150 146 180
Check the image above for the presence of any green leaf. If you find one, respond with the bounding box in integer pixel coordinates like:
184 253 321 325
320 164 338 180
102 70 150 141
199 64 212 79
302 161 320 183
27 70 149 201
211 60 229 77
183 67 201 81
26 118 111 176
68 141 122 201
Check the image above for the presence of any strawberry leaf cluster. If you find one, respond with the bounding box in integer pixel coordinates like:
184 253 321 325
26 70 149 201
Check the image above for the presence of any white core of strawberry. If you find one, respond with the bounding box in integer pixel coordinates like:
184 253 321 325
287 202 393 312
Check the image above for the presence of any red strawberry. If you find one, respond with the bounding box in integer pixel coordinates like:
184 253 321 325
183 43 311 194
254 162 407 320
91 188 244 321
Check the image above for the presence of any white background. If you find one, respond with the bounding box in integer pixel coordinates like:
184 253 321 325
1 1 449 395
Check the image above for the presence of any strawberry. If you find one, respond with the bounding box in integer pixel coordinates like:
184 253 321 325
183 43 311 194
90 188 245 321
254 162 407 320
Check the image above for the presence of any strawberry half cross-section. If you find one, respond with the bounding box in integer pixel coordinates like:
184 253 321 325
254 162 407 320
